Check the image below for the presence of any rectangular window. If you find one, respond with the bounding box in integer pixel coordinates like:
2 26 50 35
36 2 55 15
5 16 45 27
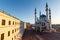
12 38 13 40
2 20 5 25
9 21 11 25
8 31 10 36
15 29 16 32
13 21 14 25
1 33 4 40
12 30 14 33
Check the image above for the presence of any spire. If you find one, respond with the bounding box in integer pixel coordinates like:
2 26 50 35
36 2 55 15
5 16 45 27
46 2 48 11
46 2 48 8
34 8 37 24
35 8 37 14
45 3 49 21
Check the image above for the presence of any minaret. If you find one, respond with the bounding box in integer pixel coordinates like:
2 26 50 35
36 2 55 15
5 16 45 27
34 8 37 24
39 11 41 19
45 3 49 21
49 8 51 24
45 3 49 31
49 8 52 31
36 17 38 24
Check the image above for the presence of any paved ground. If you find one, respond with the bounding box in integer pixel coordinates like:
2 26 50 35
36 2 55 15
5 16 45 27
22 30 40 40
22 29 60 40
40 32 60 40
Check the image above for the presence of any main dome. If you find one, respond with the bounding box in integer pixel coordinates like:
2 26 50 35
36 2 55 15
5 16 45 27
40 14 46 18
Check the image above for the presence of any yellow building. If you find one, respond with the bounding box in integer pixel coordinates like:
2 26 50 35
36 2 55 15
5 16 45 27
0 11 20 40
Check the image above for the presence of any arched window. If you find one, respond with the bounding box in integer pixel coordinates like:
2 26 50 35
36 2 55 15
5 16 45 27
42 22 45 26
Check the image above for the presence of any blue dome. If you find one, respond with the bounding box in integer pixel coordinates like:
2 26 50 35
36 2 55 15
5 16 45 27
40 15 46 18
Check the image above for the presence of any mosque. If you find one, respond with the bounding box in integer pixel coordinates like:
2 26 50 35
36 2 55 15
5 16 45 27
34 3 56 32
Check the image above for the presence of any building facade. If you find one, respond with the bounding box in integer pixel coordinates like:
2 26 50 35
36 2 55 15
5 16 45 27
0 10 20 40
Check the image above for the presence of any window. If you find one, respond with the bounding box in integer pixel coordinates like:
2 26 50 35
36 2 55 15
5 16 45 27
13 21 14 25
9 21 11 25
2 20 5 25
8 31 10 36
42 23 45 26
12 38 13 40
1 33 4 40
12 30 14 33
15 29 16 32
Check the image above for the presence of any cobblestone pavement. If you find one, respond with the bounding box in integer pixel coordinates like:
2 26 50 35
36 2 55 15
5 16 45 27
22 30 60 40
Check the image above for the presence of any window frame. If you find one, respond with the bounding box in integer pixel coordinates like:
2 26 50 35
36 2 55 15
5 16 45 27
9 21 11 25
2 19 5 25
1 33 4 40
8 31 10 36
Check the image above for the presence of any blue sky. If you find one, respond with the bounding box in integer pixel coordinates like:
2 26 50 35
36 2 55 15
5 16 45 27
0 0 60 24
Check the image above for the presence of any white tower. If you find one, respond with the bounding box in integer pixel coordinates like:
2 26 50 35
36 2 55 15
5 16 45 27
45 3 49 31
45 3 49 21
49 8 52 31
35 8 37 24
